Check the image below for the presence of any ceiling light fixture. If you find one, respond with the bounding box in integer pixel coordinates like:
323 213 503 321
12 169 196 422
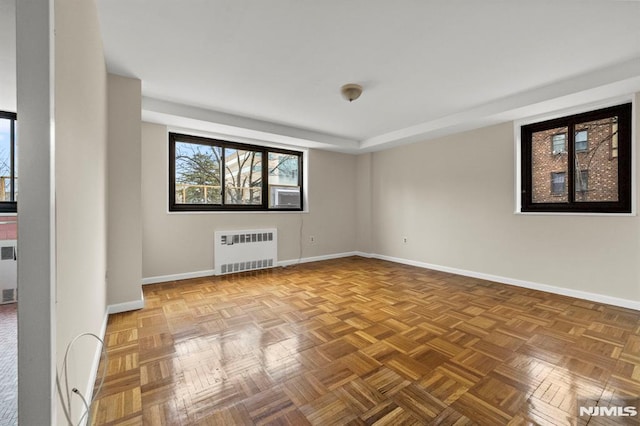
341 84 363 102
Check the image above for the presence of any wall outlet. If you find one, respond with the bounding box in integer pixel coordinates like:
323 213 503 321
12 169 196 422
309 236 315 243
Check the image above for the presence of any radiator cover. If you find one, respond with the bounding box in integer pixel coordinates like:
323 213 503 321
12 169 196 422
214 229 277 275
0 239 17 304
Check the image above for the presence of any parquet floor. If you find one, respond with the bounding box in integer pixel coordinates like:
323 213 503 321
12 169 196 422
0 303 17 426
90 257 640 425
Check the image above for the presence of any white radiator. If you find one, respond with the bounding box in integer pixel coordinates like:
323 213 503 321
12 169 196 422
214 229 278 275
0 240 17 304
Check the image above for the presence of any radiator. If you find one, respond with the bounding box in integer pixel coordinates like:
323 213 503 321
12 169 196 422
214 229 277 275
0 240 17 304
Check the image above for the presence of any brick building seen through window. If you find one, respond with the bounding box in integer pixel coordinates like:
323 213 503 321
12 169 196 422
531 117 619 203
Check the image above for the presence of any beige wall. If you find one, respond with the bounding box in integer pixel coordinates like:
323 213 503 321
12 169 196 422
356 153 372 253
366 96 640 302
55 0 108 423
107 74 142 306
141 122 358 279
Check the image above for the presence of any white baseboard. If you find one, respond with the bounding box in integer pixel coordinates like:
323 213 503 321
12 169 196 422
365 253 640 311
107 289 145 314
353 251 374 258
79 310 109 426
141 253 361 285
142 269 216 285
83 291 145 423
279 251 360 267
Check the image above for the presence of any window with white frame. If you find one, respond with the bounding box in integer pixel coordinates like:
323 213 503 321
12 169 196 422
521 103 631 213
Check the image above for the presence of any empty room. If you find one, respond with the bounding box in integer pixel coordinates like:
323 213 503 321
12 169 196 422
5 0 640 425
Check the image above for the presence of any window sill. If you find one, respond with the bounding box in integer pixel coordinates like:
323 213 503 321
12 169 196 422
167 209 310 215
514 210 636 217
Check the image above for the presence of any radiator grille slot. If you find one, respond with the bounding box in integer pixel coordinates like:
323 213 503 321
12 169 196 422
221 232 273 246
215 229 277 275
220 259 274 274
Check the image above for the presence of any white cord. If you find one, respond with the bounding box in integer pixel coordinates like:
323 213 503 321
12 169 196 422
73 388 90 426
55 332 108 426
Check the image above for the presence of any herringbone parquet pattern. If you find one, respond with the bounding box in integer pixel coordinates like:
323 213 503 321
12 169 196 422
90 257 640 425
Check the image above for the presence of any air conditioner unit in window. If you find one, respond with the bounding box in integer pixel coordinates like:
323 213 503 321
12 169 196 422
271 186 300 208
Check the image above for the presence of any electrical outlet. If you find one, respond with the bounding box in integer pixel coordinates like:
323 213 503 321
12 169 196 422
403 237 408 244
310 236 315 243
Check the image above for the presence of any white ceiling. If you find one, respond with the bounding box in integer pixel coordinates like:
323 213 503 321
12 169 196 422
10 0 640 153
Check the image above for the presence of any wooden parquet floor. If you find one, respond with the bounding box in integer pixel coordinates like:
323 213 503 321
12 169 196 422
0 303 17 426
90 257 640 425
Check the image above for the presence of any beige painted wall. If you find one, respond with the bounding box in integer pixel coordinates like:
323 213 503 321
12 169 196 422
366 97 640 302
55 0 108 422
107 74 142 306
356 153 372 253
141 122 358 279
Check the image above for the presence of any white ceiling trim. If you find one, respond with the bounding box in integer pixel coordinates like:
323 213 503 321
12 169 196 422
360 57 640 151
142 97 360 153
142 58 640 154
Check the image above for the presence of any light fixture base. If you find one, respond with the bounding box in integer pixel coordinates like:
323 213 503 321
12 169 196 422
341 84 363 102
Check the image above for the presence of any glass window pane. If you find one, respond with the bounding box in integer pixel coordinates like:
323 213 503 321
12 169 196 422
268 152 299 185
575 170 588 196
552 133 566 154
224 148 262 205
551 172 565 194
268 152 300 208
574 117 618 202
611 121 618 158
174 141 222 204
0 119 11 202
13 124 17 202
532 126 568 203
575 130 588 152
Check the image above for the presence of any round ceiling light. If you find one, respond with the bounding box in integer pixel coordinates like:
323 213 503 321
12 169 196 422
341 84 363 102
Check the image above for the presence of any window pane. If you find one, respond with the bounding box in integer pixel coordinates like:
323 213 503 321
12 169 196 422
575 130 588 152
574 117 618 202
224 148 262 205
552 133 566 154
13 125 17 202
611 121 618 158
175 141 222 204
268 152 300 208
0 119 11 202
532 126 568 203
268 152 299 185
551 172 566 194
575 170 588 196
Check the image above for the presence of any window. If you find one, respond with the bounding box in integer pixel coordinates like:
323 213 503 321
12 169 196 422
551 172 566 195
551 133 566 154
169 133 303 211
576 170 588 195
611 120 619 159
0 112 17 213
575 130 588 152
521 103 631 213
268 152 301 209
